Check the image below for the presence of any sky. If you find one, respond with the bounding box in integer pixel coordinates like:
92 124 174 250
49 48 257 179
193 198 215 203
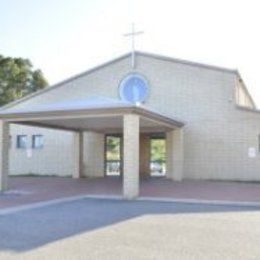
1 0 260 107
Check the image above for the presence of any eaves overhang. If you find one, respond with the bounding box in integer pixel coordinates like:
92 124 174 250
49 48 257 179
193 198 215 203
0 104 184 130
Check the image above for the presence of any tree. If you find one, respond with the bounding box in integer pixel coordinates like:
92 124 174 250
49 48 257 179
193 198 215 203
106 136 121 160
0 55 48 106
151 139 166 162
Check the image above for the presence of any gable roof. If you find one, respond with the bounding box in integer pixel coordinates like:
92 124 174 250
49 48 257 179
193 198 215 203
0 50 244 112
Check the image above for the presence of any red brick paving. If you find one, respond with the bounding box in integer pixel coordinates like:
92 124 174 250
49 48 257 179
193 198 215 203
140 178 260 202
1 176 260 209
0 177 121 209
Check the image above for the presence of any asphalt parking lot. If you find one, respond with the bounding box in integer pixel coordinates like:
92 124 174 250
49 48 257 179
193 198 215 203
0 198 260 259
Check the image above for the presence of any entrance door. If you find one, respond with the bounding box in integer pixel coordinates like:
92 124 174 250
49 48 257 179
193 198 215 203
150 136 166 177
105 134 123 176
105 133 166 177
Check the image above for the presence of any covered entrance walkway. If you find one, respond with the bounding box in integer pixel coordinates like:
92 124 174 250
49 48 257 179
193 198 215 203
0 97 184 199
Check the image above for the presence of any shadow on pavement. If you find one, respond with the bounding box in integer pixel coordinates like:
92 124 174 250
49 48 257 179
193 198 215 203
0 198 259 252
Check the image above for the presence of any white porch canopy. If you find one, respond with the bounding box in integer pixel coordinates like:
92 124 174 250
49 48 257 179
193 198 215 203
0 96 184 199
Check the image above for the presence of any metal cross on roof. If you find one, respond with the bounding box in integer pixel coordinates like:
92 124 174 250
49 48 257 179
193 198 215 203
124 23 144 69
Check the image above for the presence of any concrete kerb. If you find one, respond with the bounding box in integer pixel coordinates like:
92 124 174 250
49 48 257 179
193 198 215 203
137 197 260 208
1 195 260 216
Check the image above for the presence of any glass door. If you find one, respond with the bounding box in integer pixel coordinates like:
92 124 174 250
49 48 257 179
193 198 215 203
150 137 166 177
105 134 122 176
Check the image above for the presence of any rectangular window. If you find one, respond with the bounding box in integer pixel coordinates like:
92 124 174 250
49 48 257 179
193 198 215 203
32 135 44 149
17 135 27 149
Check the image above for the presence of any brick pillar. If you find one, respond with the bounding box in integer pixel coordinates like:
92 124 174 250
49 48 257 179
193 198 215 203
72 131 84 179
166 128 184 181
139 133 150 179
83 131 105 178
123 114 140 199
0 121 9 191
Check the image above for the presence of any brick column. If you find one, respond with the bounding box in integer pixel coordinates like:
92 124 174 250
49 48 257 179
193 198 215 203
72 131 84 179
166 128 184 181
123 114 140 199
0 121 9 191
139 133 150 179
83 131 105 178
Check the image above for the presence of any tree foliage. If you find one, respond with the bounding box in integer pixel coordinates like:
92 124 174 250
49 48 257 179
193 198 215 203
0 55 48 106
105 136 166 162
150 139 166 162
106 136 121 160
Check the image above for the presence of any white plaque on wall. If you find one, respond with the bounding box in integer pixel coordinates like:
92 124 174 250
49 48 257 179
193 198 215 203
248 147 256 158
26 148 32 158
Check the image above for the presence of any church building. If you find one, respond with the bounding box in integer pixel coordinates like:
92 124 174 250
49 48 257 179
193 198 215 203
0 51 260 199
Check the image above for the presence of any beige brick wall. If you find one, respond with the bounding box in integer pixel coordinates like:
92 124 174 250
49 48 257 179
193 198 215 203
72 131 83 179
9 124 74 176
5 53 260 181
0 121 9 190
82 131 105 178
123 114 139 199
166 129 184 181
135 55 260 181
9 59 131 110
9 126 105 178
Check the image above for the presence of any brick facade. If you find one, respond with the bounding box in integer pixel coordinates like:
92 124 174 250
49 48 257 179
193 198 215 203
123 114 140 199
3 52 260 182
82 131 105 178
0 121 9 190
166 129 184 181
9 124 74 176
72 131 83 179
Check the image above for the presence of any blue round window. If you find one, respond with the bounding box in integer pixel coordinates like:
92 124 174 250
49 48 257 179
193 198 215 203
119 73 149 103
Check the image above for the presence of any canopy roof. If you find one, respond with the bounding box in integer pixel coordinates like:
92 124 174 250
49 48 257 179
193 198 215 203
0 96 133 114
0 96 184 133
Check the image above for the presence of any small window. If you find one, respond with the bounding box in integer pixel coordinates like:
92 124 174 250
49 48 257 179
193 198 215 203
32 135 44 149
17 135 27 149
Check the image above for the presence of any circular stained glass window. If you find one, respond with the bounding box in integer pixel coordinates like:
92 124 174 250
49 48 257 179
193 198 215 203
119 73 149 103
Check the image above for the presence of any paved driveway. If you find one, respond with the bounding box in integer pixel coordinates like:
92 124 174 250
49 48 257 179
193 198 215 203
0 198 260 259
